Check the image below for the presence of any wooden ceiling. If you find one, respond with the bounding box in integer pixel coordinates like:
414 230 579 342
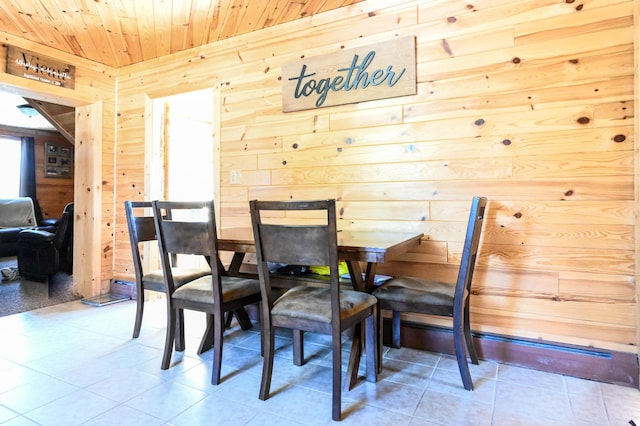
0 0 364 68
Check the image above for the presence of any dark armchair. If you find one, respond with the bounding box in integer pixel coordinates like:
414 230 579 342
0 197 59 257
17 203 74 281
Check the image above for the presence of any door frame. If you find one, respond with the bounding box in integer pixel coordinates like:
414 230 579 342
0 76 104 298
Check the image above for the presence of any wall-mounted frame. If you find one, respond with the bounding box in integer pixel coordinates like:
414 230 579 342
44 142 73 179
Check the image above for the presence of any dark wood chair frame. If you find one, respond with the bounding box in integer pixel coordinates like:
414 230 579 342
125 201 178 339
126 200 217 342
373 196 487 391
152 200 262 385
250 199 378 421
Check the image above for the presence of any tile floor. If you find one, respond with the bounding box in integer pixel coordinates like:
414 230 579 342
0 298 638 425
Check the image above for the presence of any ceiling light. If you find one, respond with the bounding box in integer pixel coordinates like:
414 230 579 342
16 104 39 118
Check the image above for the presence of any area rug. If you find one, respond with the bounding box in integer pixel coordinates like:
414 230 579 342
0 256 81 317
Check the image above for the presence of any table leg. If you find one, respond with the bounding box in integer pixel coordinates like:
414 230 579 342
344 260 378 390
225 251 254 329
226 252 246 275
344 321 361 391
233 308 253 330
198 251 252 355
198 314 214 354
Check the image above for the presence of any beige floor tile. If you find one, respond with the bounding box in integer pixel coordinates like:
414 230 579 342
0 298 637 425
23 389 119 426
414 388 493 426
168 393 262 425
494 380 572 421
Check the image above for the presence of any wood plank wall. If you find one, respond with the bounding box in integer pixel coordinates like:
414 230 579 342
113 0 636 356
34 133 74 218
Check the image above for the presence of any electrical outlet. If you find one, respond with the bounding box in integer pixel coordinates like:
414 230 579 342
230 169 242 184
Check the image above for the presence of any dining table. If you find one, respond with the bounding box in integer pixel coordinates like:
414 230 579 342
201 226 424 390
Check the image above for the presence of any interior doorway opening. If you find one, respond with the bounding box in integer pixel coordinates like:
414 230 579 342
150 88 218 269
150 88 216 203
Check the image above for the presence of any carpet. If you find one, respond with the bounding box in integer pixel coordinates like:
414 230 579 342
0 256 81 317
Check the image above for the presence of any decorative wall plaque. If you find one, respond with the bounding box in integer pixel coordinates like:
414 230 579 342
44 142 73 178
6 46 75 89
281 36 416 112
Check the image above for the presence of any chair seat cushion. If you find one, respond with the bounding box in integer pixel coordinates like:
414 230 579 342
173 275 260 304
142 267 210 292
273 286 377 323
373 276 455 314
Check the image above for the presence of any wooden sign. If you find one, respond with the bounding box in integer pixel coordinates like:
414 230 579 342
282 36 416 112
6 46 75 89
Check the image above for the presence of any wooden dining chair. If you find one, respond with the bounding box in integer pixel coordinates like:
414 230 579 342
372 196 487 391
152 200 261 384
124 200 210 339
250 199 378 422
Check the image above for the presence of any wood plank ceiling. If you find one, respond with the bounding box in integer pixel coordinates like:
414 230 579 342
0 0 364 68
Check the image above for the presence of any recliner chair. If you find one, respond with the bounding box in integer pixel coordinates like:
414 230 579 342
17 203 74 281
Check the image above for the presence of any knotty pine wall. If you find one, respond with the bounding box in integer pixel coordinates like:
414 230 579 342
113 0 636 362
34 133 74 218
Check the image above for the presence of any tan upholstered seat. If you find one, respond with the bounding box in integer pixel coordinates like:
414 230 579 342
250 199 377 422
373 277 456 314
124 201 210 339
373 196 487 391
152 200 261 385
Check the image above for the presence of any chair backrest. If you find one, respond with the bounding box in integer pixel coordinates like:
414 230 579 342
31 197 44 226
53 202 74 249
125 201 158 284
152 200 219 294
249 199 340 320
53 202 74 272
125 200 180 280
454 196 488 315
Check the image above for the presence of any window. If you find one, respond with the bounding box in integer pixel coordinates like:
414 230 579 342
0 136 21 198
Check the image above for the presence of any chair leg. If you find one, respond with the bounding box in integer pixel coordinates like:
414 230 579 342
391 310 401 348
377 303 383 374
259 322 275 401
453 317 474 391
161 307 176 370
259 308 264 357
293 329 304 366
132 291 144 338
365 310 377 383
211 311 225 385
331 330 342 422
175 309 185 352
463 308 479 365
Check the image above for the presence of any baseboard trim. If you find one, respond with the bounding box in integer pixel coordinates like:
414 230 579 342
388 319 639 388
106 280 639 388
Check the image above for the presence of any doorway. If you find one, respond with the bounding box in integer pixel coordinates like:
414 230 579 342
150 88 217 203
149 87 220 269
0 89 80 308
